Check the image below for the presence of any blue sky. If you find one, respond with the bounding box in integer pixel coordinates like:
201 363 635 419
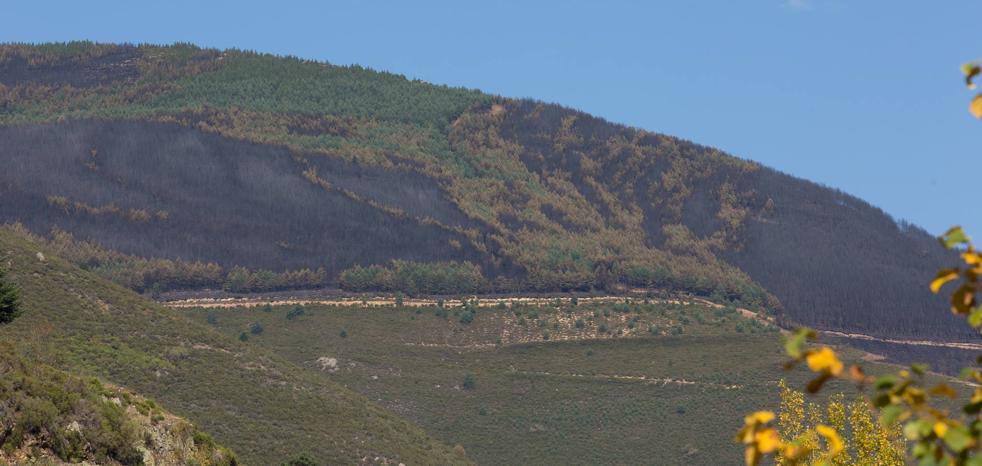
5 0 980 236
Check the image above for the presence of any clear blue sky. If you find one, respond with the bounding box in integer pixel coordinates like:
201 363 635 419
5 0 980 236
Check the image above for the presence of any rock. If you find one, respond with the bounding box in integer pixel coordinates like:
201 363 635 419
315 356 338 372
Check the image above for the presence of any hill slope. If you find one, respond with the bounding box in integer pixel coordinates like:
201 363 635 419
0 343 236 465
0 41 960 342
0 227 471 465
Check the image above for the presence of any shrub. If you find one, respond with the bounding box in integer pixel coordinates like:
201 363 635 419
238 332 249 342
249 322 263 335
459 310 475 324
283 455 318 466
575 318 585 329
286 306 305 320
339 329 347 338
462 372 476 390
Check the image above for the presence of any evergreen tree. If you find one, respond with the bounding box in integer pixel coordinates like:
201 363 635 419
0 267 20 324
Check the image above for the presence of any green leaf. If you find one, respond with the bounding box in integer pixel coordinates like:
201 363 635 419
943 425 973 452
874 375 897 390
970 306 982 327
904 420 926 440
879 405 905 426
960 367 976 379
941 226 970 249
784 327 815 359
911 363 929 376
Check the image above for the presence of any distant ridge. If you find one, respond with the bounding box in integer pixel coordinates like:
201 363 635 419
0 41 959 343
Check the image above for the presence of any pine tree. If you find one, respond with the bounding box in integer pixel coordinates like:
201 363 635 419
0 267 21 324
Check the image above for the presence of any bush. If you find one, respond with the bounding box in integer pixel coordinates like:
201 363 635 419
462 372 476 390
459 310 475 324
339 329 347 338
283 455 318 466
249 322 264 335
239 332 249 342
286 306 305 320
575 318 585 329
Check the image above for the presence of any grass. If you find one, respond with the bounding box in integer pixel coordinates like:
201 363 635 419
178 300 843 466
0 229 471 465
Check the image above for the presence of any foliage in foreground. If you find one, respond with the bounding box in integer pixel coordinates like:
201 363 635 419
739 227 982 465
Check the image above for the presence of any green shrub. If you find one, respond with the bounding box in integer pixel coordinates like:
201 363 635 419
575 318 585 329
286 306 305 320
462 372 476 390
283 454 318 466
249 322 264 335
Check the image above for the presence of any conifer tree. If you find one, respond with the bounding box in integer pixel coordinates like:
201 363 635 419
0 267 20 324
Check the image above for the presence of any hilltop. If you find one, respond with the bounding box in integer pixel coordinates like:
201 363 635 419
0 41 960 344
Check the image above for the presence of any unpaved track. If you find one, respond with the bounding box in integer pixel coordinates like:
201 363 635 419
163 294 982 352
161 295 686 309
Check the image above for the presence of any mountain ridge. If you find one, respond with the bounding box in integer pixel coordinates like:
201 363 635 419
0 41 960 344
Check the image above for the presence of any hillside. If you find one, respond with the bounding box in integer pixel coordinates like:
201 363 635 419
0 227 471 465
175 295 942 465
0 41 961 344
0 344 236 465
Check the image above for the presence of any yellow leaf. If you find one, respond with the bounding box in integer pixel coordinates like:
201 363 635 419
806 347 844 376
963 250 982 266
755 428 781 453
745 411 775 425
934 421 949 438
816 424 844 455
972 94 982 119
931 269 960 293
